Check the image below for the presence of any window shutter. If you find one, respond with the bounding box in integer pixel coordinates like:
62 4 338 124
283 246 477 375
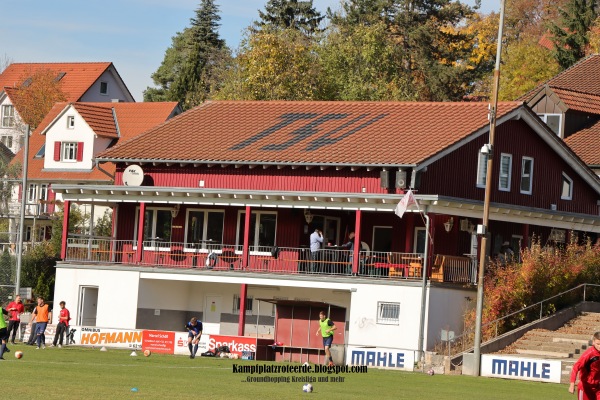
76 142 84 161
53 142 61 161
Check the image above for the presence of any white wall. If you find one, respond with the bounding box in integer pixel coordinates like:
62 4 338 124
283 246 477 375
53 267 140 329
425 286 476 349
79 69 132 102
44 106 95 170
348 283 424 351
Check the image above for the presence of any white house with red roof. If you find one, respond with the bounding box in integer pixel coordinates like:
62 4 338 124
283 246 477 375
49 100 600 367
0 62 134 154
9 101 181 244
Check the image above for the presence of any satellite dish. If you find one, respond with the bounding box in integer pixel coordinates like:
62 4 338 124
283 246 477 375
122 165 144 186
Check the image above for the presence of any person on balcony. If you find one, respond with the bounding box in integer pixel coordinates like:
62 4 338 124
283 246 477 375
340 232 356 275
309 229 323 273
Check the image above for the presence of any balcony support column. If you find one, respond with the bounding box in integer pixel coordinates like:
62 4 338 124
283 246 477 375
60 200 71 260
136 202 146 263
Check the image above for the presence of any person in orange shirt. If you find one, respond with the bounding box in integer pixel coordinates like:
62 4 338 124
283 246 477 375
29 297 50 349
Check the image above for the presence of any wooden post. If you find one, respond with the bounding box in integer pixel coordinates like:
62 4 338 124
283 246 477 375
136 202 146 263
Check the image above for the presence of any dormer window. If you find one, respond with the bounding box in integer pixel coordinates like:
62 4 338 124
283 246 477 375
561 173 573 200
537 113 562 137
53 141 83 162
67 116 75 129
100 81 108 95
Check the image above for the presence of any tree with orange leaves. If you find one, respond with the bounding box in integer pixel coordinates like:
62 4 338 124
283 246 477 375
10 68 67 129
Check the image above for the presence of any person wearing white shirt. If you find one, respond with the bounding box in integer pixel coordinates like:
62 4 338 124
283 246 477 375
309 229 323 273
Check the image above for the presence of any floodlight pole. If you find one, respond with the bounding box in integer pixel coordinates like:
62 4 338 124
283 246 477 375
473 0 506 377
15 124 30 297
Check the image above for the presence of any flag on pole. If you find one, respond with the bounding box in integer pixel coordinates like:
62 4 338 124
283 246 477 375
395 189 419 218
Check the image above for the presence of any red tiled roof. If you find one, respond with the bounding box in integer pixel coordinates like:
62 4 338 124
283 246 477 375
73 103 118 138
520 54 600 103
98 101 523 166
0 62 112 101
550 88 600 114
12 101 179 182
565 120 600 166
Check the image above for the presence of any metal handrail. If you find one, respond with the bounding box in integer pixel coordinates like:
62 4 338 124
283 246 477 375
446 283 600 356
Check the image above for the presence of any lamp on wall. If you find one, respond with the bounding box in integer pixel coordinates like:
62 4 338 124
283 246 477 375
443 217 454 233
171 204 180 219
304 209 314 224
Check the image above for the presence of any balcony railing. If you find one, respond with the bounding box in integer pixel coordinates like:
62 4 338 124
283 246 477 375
64 238 434 281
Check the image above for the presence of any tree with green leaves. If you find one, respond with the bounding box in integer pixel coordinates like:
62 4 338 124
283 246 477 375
327 0 398 27
499 36 561 100
145 1 228 109
255 0 324 35
144 29 194 102
549 0 597 69
216 27 323 100
319 21 412 100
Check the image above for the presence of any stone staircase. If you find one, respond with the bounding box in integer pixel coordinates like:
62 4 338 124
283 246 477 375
496 312 600 383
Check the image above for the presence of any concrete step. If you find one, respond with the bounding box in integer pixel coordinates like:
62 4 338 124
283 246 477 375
515 348 572 358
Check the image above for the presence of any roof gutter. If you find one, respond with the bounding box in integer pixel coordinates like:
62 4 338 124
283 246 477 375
94 157 416 169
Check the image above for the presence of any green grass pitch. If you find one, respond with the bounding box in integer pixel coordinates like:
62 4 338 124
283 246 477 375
3 345 568 399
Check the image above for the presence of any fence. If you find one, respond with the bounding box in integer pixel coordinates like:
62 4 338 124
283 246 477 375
440 283 600 357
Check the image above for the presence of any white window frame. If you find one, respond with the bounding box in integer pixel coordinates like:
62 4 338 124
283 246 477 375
39 184 49 213
537 113 562 137
376 301 400 325
236 210 277 255
1 105 15 128
27 183 37 203
520 157 534 195
67 116 75 129
498 153 512 191
1 135 13 149
100 81 109 95
62 142 78 162
561 173 573 200
183 208 225 252
133 206 173 251
476 151 488 188
232 294 253 315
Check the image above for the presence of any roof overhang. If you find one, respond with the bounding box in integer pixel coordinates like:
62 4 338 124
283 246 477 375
256 299 346 308
51 184 600 232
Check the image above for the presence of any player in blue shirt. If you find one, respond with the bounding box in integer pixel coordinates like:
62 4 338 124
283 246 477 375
186 317 203 359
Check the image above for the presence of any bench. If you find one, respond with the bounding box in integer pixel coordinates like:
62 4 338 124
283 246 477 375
431 255 472 283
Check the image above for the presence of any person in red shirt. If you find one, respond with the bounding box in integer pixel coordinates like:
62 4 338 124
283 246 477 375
51 301 70 348
6 295 24 345
570 331 600 399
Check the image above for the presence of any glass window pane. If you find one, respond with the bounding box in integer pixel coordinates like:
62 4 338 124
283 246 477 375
546 115 560 135
155 210 172 242
206 212 224 245
258 213 276 248
187 211 205 245
143 209 154 241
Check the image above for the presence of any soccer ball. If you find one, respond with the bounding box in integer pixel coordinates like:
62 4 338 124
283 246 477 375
302 384 313 393
15 351 23 359
143 350 152 357
427 368 435 376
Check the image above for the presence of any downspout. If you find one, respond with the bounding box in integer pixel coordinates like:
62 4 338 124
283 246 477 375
95 159 115 180
417 207 430 364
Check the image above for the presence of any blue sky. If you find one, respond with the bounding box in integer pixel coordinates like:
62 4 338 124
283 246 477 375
1 0 496 101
